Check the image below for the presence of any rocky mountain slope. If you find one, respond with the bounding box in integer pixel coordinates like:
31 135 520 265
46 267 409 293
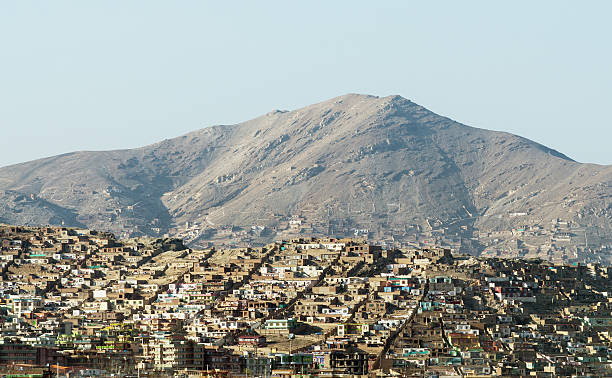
2 94 612 261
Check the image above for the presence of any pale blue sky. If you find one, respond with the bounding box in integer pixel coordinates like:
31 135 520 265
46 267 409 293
1 1 611 167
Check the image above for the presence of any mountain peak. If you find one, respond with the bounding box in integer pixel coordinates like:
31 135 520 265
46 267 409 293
0 94 609 263
320 93 412 106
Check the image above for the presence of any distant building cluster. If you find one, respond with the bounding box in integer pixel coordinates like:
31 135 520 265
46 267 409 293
2 225 612 376
176 213 612 267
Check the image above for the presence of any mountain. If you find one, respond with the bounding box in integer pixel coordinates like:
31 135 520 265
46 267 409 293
2 94 612 262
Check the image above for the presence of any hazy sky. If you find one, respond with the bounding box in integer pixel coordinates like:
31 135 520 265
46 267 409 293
1 1 611 167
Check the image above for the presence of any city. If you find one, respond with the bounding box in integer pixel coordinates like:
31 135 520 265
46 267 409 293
2 225 612 376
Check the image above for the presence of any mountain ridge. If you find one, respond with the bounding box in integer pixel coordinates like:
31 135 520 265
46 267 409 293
1 94 611 263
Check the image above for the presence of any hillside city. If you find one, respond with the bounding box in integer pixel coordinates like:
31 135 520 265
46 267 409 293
174 212 612 267
2 225 612 377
